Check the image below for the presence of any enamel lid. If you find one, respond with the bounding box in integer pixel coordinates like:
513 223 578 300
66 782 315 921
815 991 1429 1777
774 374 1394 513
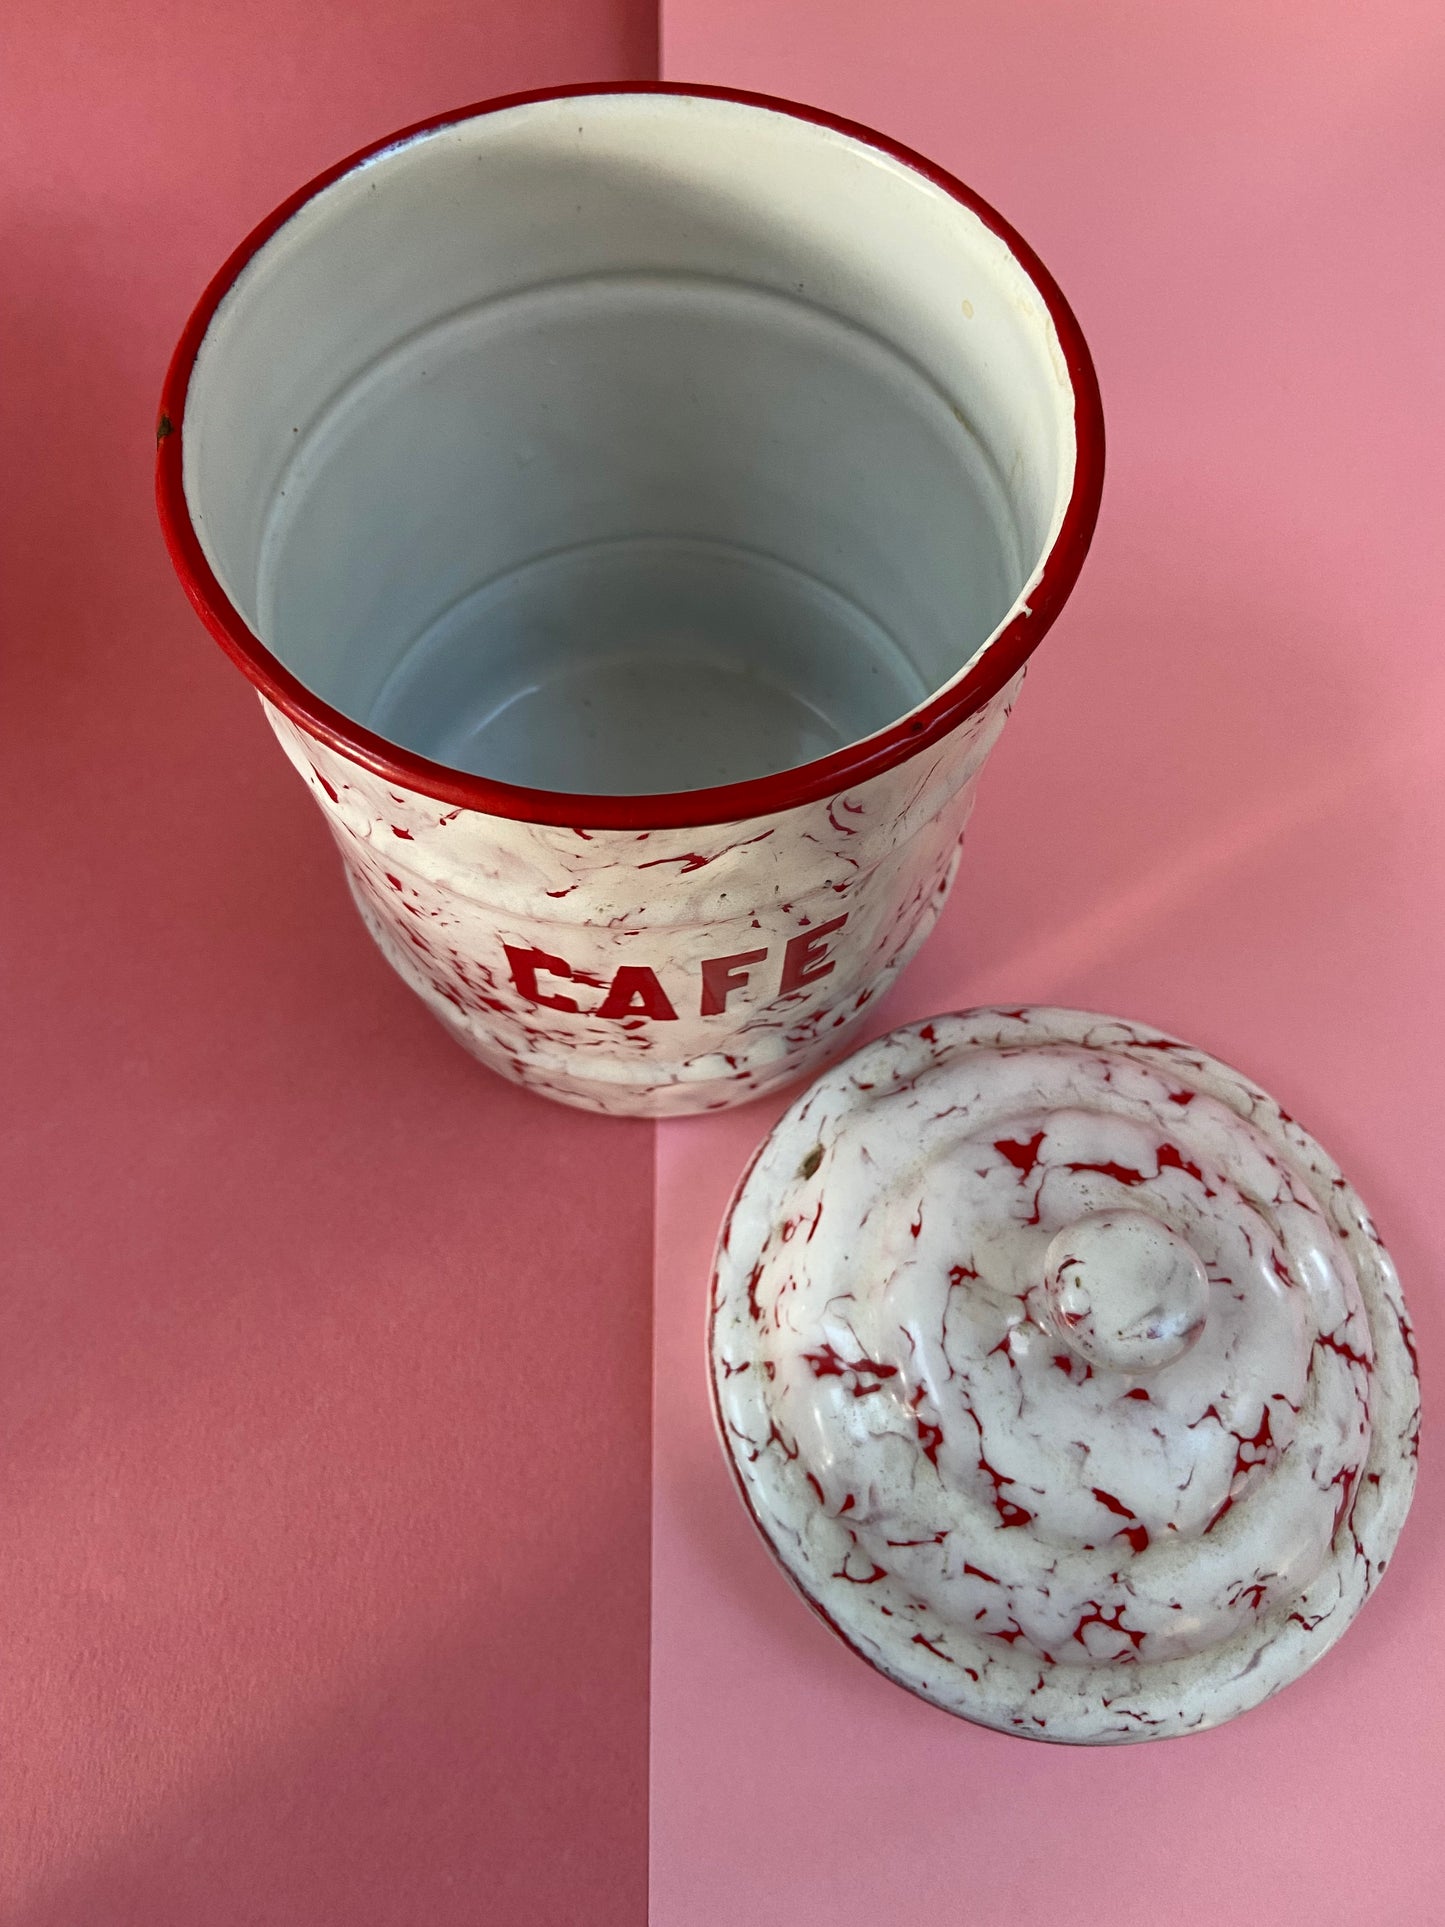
710 1007 1419 1744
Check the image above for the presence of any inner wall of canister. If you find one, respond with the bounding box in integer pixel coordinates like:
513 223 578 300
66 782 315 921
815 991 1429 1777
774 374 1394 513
183 93 1077 796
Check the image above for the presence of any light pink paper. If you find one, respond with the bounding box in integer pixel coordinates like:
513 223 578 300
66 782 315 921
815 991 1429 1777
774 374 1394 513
654 5 1445 1920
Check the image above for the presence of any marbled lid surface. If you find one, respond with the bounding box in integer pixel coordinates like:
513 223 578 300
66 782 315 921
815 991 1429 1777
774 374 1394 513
710 1008 1419 1743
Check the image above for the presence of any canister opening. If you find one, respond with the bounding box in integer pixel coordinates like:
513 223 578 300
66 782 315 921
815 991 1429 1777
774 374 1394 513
181 93 1079 796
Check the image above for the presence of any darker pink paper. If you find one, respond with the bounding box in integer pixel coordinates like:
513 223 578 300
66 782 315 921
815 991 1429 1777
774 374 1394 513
0 5 656 1923
653 3 1445 1922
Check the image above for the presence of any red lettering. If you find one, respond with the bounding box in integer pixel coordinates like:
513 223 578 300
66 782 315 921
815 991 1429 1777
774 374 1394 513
700 947 769 1017
596 965 678 1021
779 915 848 995
502 943 579 1013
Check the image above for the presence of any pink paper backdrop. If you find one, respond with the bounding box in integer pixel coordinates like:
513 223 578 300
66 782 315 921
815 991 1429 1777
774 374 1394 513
0 5 656 1923
653 4 1445 1922
7 5 1445 1919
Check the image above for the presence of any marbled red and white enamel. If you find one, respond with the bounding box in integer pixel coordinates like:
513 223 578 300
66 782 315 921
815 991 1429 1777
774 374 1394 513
157 84 1104 1119
709 1007 1419 1742
265 688 1016 1115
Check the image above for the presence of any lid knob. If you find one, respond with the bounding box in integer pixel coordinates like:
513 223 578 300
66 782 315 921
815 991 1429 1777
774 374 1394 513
1043 1208 1209 1374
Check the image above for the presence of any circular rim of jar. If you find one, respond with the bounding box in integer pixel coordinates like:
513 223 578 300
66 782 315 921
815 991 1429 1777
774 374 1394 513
155 82 1104 832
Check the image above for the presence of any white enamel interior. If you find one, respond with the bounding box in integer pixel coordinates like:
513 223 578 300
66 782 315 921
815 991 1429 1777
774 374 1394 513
183 93 1077 796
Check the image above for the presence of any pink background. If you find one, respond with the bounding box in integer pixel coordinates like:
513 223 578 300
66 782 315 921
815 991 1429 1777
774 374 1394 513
652 2 1445 1923
4 4 1444 1923
1 5 654 1923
